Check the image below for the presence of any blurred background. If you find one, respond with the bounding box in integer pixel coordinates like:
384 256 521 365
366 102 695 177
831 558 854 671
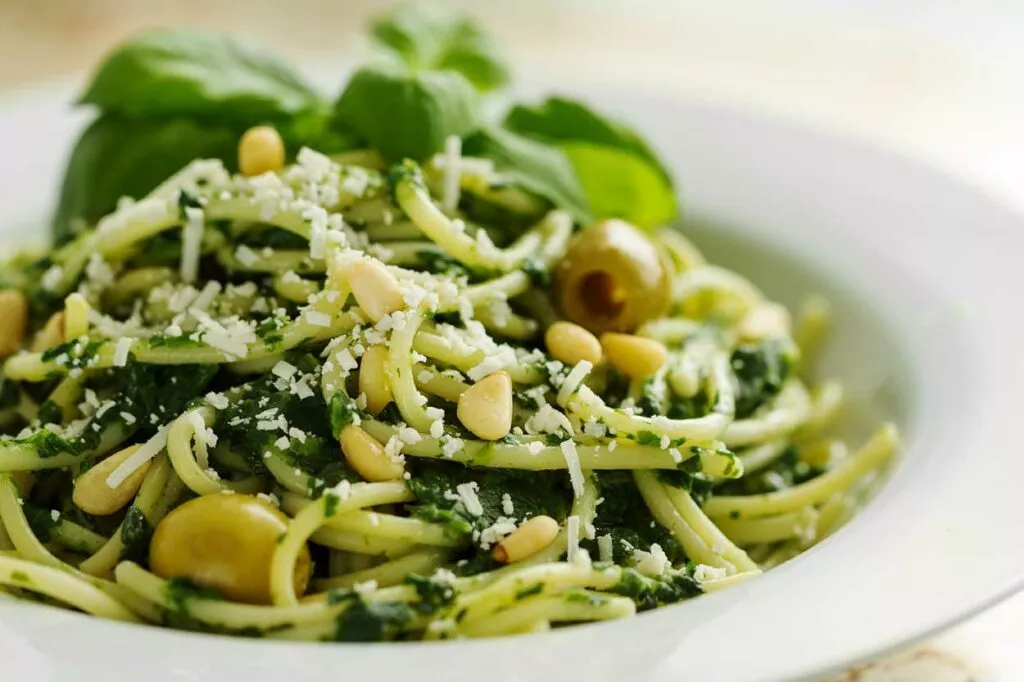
0 1 1022 679
2 0 1024 210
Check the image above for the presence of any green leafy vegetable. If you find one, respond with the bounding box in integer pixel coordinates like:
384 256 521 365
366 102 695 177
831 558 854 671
335 66 480 162
371 6 510 92
80 28 320 120
52 115 237 243
405 460 571 544
506 97 672 181
22 503 60 542
731 340 794 419
404 573 457 614
585 472 682 564
610 566 702 611
119 505 154 563
504 97 678 228
333 599 412 642
658 455 716 507
463 127 591 223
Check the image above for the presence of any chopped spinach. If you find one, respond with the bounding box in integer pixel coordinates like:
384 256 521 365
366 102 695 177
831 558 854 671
404 573 456 615
610 566 702 611
333 599 412 642
119 506 154 563
731 340 793 419
583 471 682 565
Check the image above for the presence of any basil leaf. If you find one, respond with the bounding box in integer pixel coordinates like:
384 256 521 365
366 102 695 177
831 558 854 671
506 96 672 182
80 28 320 121
371 6 510 92
335 66 480 162
52 115 238 242
561 143 678 229
463 127 591 224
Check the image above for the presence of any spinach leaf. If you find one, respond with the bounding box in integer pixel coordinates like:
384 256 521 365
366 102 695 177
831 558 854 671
52 115 238 243
371 6 510 92
334 599 412 642
562 143 677 229
335 66 480 162
119 505 154 563
506 97 671 181
405 460 571 541
80 28 320 121
731 340 794 419
504 97 678 228
22 503 60 542
610 566 702 611
463 127 591 224
658 455 716 507
585 471 683 564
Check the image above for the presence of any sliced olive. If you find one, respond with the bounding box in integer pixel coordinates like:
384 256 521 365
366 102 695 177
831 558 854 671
554 219 671 334
149 494 311 605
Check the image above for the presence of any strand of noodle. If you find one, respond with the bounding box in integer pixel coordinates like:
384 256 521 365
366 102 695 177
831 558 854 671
0 423 130 472
699 569 762 593
271 273 320 302
413 364 468 402
734 440 790 476
309 527 416 557
636 318 704 344
457 592 636 638
411 330 545 384
79 455 175 577
50 518 108 555
472 304 538 341
312 548 450 591
280 497 460 548
4 290 359 381
271 483 416 605
0 555 139 622
672 265 764 319
387 309 435 432
705 424 898 520
721 381 812 447
656 227 706 273
634 471 756 572
794 295 832 378
465 271 531 304
715 507 820 546
166 406 263 495
565 355 735 442
115 561 418 631
217 246 322 275
102 267 176 309
360 420 741 478
793 380 844 441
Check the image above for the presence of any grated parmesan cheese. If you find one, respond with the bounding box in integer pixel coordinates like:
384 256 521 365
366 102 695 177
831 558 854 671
455 482 483 517
106 428 168 488
560 440 584 498
180 206 204 283
566 515 580 563
113 337 134 367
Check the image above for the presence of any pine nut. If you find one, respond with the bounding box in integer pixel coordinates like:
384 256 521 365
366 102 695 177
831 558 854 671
63 293 90 341
73 445 151 516
545 321 602 366
0 290 28 357
238 126 285 177
32 312 64 353
738 302 791 341
346 259 404 322
600 332 668 379
492 515 560 564
358 344 393 415
339 425 404 481
457 371 512 441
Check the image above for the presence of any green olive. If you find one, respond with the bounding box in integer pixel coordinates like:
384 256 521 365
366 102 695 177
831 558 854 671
554 219 671 334
149 494 311 605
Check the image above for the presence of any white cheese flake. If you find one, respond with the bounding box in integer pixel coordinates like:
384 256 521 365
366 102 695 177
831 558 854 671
560 440 584 498
113 337 134 367
106 428 168 488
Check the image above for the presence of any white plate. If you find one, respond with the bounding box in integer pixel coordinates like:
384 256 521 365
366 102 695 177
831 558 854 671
0 79 1022 682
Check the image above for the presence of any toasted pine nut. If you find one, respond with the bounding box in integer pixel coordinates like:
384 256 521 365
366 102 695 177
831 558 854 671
340 425 404 481
0 290 28 357
457 371 512 441
545 321 602 367
359 345 393 415
738 302 791 341
32 312 64 353
492 515 560 564
346 259 404 322
63 293 90 341
73 445 151 516
600 332 667 379
238 126 285 177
